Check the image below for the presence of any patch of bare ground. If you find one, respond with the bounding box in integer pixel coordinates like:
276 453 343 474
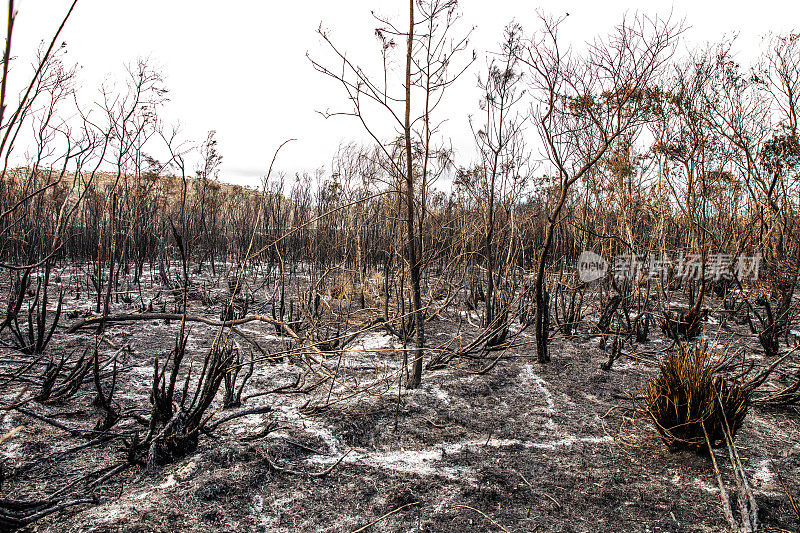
3 307 794 533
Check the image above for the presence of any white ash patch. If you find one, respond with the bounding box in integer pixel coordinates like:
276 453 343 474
2 441 21 459
427 384 451 404
306 434 613 480
248 360 294 382
96 506 128 522
520 364 556 421
131 364 154 378
86 500 144 524
612 360 638 371
271 403 344 455
457 309 481 325
753 459 777 491
346 331 402 355
251 494 269 527
236 328 282 342
229 413 270 434
155 474 177 490
346 447 470 480
693 477 719 494
402 382 451 405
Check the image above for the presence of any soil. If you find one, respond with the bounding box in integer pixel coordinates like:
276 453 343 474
1 265 799 532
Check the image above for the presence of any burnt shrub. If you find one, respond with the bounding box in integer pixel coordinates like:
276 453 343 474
643 342 749 451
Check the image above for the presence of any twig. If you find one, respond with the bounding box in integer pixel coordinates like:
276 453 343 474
0 425 22 446
450 504 511 532
284 438 326 455
771 460 800 520
702 422 739 533
351 500 420 532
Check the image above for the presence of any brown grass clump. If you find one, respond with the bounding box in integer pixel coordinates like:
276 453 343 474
329 272 355 302
643 342 749 452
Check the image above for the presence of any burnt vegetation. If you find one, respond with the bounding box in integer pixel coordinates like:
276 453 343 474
0 1 799 531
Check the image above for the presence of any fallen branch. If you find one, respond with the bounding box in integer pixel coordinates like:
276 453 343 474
265 448 351 478
12 405 121 437
67 312 323 358
0 497 94 530
204 405 273 432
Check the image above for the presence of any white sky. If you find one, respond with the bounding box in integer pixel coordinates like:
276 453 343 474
5 1 800 187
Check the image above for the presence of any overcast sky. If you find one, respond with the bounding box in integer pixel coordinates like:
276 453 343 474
6 1 800 187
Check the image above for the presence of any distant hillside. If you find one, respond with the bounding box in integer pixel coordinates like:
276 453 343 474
2 167 264 206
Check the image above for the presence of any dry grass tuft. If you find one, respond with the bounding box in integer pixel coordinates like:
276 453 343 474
643 342 749 452
329 272 356 302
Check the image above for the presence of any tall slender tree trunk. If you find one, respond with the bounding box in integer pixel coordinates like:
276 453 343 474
534 185 569 363
405 0 425 389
